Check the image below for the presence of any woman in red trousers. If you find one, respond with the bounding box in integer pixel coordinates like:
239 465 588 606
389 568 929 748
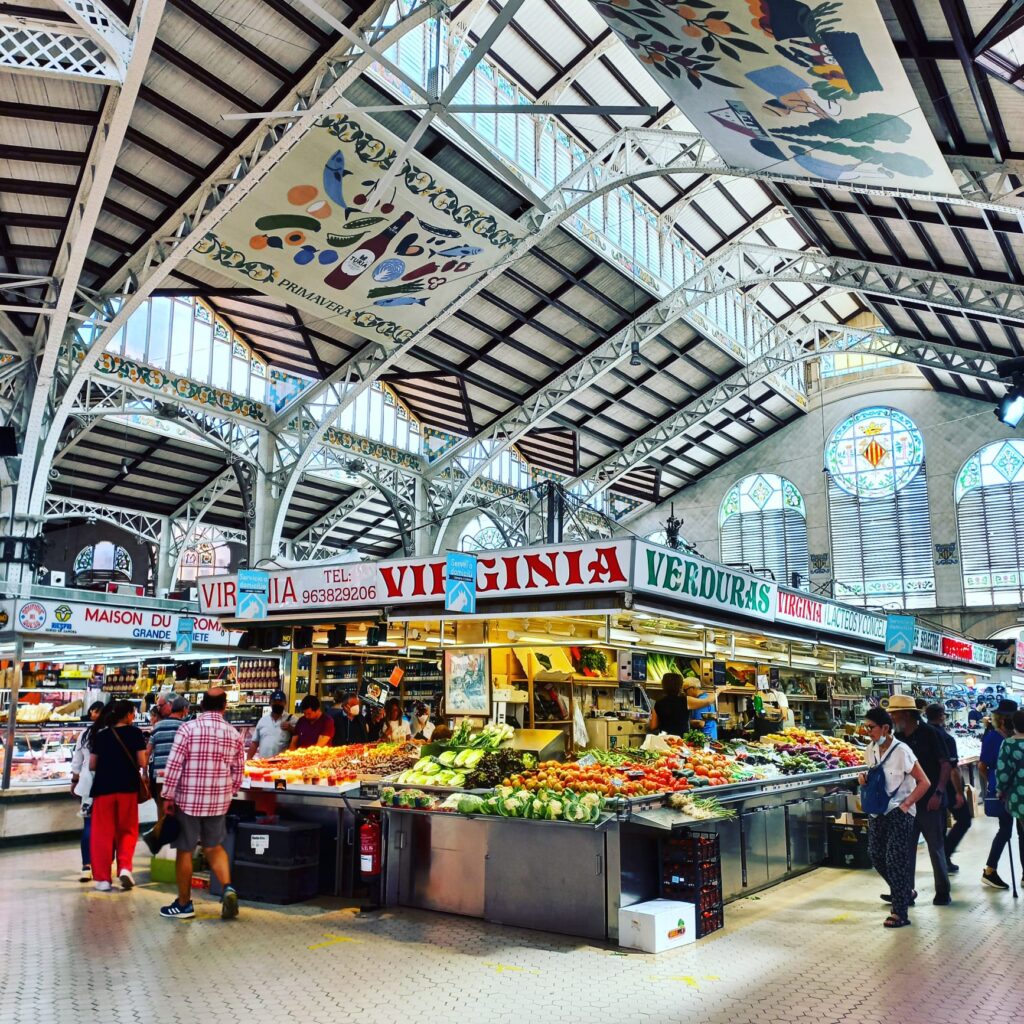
88 700 148 891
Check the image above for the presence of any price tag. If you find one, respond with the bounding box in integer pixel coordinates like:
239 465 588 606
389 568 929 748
274 778 287 791
576 753 597 768
250 834 270 856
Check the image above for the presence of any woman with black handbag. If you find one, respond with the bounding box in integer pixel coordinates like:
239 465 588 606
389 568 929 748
88 700 149 892
858 707 931 928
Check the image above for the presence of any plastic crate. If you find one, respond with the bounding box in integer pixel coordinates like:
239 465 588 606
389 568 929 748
235 821 320 868
827 818 872 869
663 832 720 863
697 902 724 938
231 860 319 905
659 828 724 938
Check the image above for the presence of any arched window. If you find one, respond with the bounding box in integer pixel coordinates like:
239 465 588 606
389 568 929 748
824 406 935 608
457 514 507 553
956 439 1024 606
719 474 809 585
177 530 231 583
73 542 133 584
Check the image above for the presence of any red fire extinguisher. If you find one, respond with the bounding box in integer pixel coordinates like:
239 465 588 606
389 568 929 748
359 813 382 877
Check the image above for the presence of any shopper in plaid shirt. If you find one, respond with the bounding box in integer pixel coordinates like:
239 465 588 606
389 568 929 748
160 687 245 921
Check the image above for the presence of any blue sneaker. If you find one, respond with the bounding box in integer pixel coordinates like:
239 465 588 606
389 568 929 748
221 886 239 920
159 899 195 920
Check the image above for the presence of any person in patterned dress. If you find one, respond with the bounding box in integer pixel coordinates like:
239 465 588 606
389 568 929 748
995 709 1024 887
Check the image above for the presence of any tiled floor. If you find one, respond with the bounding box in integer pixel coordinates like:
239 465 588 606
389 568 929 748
1 822 1022 1024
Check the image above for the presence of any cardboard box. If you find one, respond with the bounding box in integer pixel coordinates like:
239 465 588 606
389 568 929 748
618 899 696 953
492 687 528 703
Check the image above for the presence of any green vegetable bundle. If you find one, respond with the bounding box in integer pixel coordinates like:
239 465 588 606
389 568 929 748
465 749 530 788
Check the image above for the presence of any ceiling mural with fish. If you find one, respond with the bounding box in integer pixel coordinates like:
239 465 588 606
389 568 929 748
193 113 524 344
590 0 956 192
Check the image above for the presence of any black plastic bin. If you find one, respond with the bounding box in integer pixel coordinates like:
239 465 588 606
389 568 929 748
231 860 319 905
234 821 321 867
827 816 872 869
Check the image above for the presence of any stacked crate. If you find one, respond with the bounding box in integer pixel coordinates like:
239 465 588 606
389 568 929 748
660 830 724 938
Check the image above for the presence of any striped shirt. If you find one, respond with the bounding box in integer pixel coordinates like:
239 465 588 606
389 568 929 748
149 717 185 776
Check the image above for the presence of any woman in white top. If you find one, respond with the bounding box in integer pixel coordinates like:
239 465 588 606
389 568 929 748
380 698 411 743
69 701 105 882
858 706 931 928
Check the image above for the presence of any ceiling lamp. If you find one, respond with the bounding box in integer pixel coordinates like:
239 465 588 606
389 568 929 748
994 358 1024 427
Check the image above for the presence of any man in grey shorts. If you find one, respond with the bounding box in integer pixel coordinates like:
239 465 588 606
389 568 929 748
159 687 245 920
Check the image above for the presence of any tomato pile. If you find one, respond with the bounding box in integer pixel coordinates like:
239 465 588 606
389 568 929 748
502 746 762 799
505 760 685 798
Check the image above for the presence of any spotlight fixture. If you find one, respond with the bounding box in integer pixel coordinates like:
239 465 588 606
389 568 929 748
629 340 641 367
995 387 1024 428
994 359 1024 428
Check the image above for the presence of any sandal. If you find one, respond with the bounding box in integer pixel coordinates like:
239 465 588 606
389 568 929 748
881 890 917 906
883 914 912 928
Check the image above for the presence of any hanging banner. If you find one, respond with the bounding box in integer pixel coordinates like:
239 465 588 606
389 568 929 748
194 112 524 345
236 569 270 620
885 614 917 654
444 552 478 614
198 541 634 615
175 617 195 654
633 543 778 620
589 0 956 192
13 600 241 647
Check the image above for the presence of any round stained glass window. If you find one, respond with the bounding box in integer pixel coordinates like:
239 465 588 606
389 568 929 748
825 407 924 498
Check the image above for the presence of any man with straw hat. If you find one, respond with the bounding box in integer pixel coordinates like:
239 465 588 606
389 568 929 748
886 694 953 906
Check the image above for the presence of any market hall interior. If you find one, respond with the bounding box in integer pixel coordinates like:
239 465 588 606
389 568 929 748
7 0 1024 1021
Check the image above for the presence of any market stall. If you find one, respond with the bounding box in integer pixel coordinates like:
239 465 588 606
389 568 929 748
0 589 247 841
200 538 995 941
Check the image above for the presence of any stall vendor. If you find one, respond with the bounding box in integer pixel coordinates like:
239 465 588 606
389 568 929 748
684 679 719 740
289 695 335 749
247 690 294 759
648 672 717 738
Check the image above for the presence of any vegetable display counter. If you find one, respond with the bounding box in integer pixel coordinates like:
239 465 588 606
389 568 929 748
235 729 864 941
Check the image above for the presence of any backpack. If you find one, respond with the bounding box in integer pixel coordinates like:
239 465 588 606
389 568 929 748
860 741 902 816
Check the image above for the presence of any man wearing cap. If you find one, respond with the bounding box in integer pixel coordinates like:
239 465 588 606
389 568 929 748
144 695 189 852
159 687 245 921
887 694 953 905
247 689 294 760
330 694 369 746
924 703 971 872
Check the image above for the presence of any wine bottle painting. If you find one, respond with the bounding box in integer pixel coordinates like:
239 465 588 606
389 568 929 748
197 113 522 344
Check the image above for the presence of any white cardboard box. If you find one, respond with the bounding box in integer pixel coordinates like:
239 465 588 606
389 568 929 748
618 899 697 953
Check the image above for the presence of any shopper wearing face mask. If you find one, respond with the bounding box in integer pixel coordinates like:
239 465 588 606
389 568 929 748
411 702 434 741
859 707 931 928
248 690 295 759
330 695 370 746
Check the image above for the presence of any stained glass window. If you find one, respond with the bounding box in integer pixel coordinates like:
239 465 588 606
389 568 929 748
457 515 507 553
825 407 935 608
719 474 809 586
177 533 231 583
825 407 924 498
72 542 132 583
956 439 1024 606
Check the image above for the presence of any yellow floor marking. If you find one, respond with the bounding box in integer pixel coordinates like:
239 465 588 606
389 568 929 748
829 913 850 923
308 933 362 950
482 962 538 974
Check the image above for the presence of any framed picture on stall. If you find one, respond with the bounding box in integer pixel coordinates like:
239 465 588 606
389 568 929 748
444 648 490 716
